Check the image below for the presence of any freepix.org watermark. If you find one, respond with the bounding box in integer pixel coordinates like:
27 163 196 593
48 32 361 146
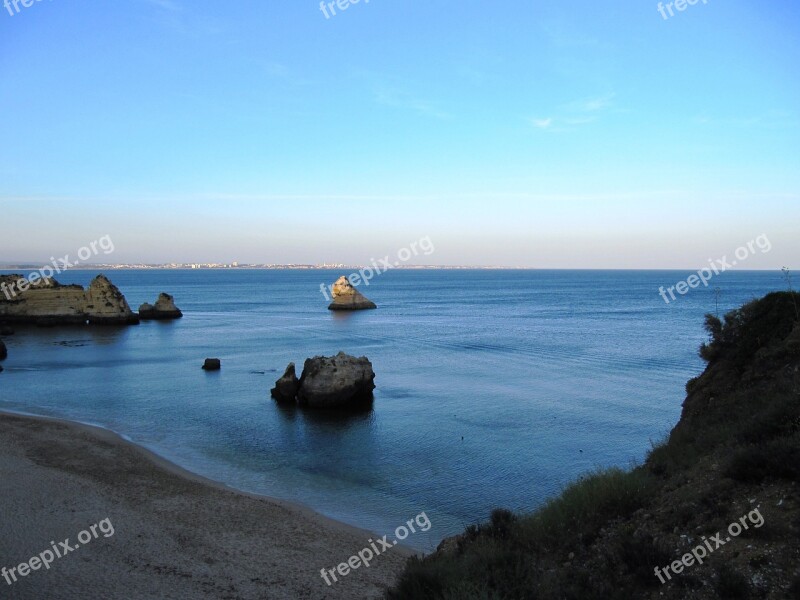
0 235 115 301
654 508 764 584
658 234 771 305
2 518 115 586
319 236 435 302
320 512 432 586
4 0 52 18
657 0 708 21
319 0 370 19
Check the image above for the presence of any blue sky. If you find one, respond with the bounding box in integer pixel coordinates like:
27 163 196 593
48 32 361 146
0 0 798 266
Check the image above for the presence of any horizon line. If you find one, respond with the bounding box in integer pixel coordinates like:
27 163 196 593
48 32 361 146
0 264 790 273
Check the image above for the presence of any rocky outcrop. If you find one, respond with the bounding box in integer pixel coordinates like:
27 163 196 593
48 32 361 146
139 293 183 320
271 363 299 403
202 358 221 371
0 275 86 324
272 352 376 408
0 274 138 326
328 276 377 311
84 275 140 325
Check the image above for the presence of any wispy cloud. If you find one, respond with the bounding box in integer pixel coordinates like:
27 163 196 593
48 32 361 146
249 60 315 88
570 93 615 113
374 87 453 120
345 68 454 120
529 93 616 132
530 118 554 130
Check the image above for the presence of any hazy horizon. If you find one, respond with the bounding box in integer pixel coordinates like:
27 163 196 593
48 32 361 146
1 1 798 268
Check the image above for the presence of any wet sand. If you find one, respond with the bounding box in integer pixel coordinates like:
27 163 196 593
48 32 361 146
0 412 412 599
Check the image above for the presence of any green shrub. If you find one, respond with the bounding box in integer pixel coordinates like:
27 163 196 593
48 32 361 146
645 431 702 477
737 397 800 444
388 468 654 599
611 531 672 587
522 467 654 548
487 508 517 540
699 292 800 368
725 436 800 482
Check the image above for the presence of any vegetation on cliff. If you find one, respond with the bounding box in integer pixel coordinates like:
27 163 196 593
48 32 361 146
389 292 800 600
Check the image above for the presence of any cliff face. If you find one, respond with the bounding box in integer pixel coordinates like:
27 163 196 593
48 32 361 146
390 292 800 600
0 274 139 325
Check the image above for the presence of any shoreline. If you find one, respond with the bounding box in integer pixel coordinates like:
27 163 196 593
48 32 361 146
0 410 415 599
0 408 389 543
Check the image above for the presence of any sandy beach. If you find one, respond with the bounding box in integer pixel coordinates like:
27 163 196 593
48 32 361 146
0 412 412 600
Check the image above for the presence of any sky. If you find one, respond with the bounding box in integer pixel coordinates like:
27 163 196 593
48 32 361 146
0 0 798 267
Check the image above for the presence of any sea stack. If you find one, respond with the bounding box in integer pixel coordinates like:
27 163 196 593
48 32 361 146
272 352 376 409
139 293 183 320
0 273 139 326
270 363 299 403
327 276 377 311
85 275 140 325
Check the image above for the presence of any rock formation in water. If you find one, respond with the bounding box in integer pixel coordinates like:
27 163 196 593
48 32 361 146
202 358 221 371
327 276 377 311
272 352 376 408
271 363 299 403
0 274 139 326
139 293 183 320
84 275 140 325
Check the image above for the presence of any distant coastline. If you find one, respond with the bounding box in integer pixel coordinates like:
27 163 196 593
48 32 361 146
0 265 781 271
0 263 518 271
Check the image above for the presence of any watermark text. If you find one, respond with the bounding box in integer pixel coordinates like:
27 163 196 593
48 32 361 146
2 518 115 586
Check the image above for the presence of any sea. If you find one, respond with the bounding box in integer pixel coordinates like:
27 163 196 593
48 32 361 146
0 269 786 551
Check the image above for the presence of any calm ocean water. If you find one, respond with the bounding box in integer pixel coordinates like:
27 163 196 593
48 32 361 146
0 269 787 551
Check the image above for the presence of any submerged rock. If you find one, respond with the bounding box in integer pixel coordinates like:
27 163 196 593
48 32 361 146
0 274 139 326
139 293 183 320
270 363 299 403
327 276 377 311
272 352 375 409
202 358 221 371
